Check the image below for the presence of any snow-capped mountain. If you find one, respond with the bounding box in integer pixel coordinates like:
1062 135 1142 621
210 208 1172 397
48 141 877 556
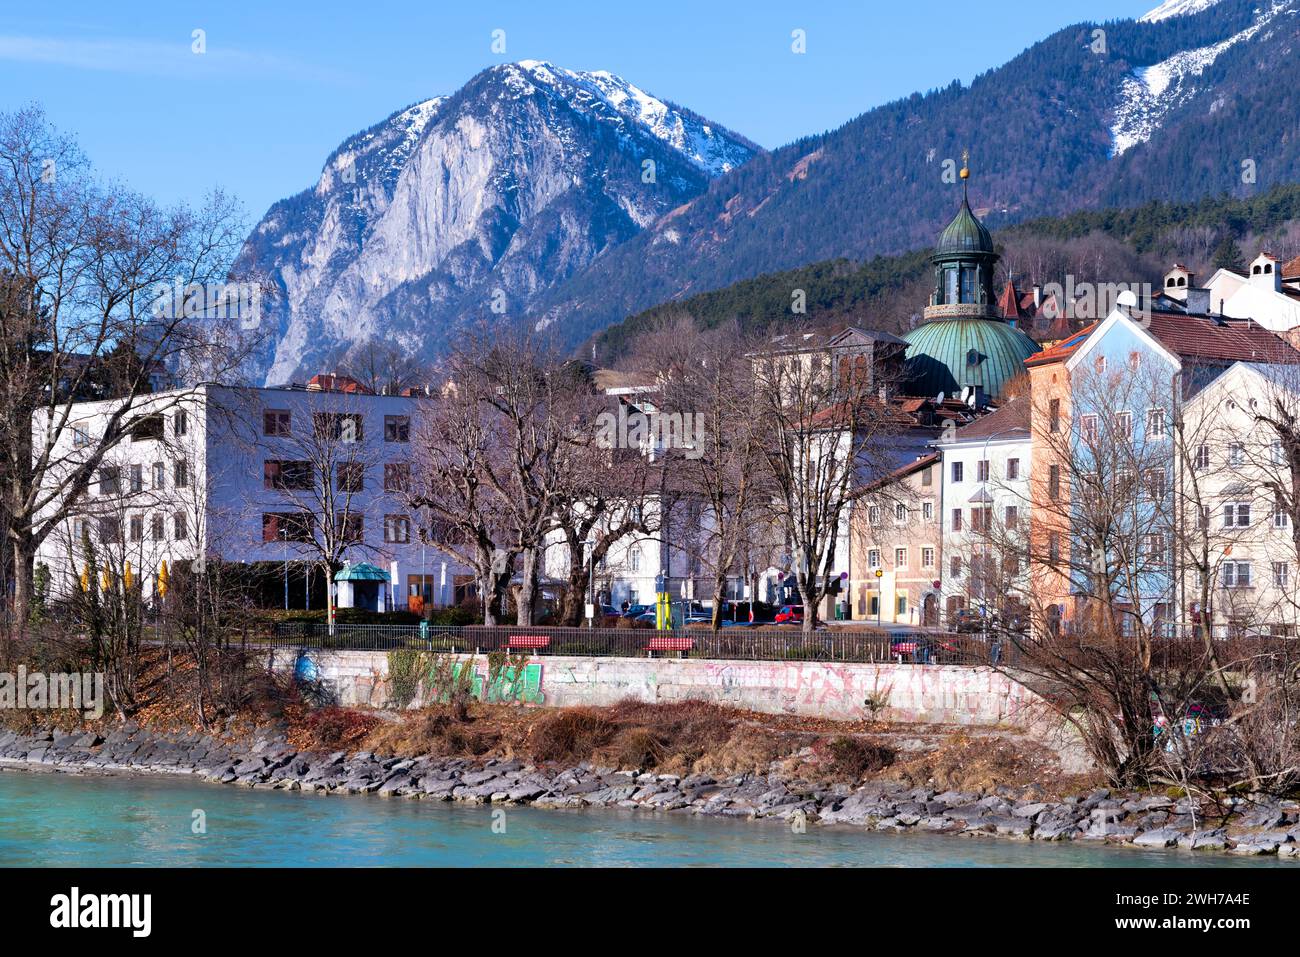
1139 0 1224 23
236 61 758 384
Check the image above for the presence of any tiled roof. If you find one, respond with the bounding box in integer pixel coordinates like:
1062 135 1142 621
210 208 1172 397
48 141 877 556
1284 255 1300 280
949 393 1031 441
1023 323 1098 367
1144 311 1300 364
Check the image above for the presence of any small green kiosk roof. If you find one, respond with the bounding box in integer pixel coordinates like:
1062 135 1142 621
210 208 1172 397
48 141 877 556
334 562 390 582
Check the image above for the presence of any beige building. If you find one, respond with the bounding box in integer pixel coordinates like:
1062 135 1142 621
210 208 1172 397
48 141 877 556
850 453 942 626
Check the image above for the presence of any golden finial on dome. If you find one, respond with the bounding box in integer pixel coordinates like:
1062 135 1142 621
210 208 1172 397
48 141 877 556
960 148 970 180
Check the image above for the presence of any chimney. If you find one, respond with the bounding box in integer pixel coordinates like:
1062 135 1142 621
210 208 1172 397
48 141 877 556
1185 288 1211 316
1032 285 1042 309
1249 253 1282 293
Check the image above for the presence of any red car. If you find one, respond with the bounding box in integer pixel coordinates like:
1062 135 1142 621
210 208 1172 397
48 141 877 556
774 604 804 624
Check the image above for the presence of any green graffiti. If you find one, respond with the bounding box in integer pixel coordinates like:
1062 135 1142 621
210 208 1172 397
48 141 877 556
474 662 544 704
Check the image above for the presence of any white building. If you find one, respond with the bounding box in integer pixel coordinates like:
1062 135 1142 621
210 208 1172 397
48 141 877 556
936 393 1032 624
1162 254 1300 332
35 376 468 612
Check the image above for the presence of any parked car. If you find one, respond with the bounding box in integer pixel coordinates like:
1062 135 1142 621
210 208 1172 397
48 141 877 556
774 605 804 625
952 609 986 634
621 604 651 619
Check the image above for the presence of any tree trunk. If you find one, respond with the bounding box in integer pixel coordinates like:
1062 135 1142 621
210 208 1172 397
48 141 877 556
9 536 32 636
710 573 728 632
516 547 539 626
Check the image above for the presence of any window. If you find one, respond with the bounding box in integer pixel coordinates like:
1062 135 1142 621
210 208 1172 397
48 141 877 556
629 546 642 573
1116 411 1132 439
921 501 933 521
1274 498 1289 529
173 410 188 436
264 460 313 491
130 464 143 494
73 423 90 448
921 467 933 487
174 512 188 540
951 461 964 483
1274 562 1289 588
337 462 365 493
951 509 963 532
384 514 411 544
174 459 189 488
896 595 907 616
151 514 164 541
1222 503 1251 528
868 505 881 525
1049 399 1061 434
894 502 908 523
384 415 410 443
1146 408 1166 438
868 549 881 569
1143 532 1166 565
384 462 411 493
1228 443 1245 467
1143 468 1166 499
98 466 120 496
1006 458 1020 480
153 462 165 489
130 414 163 442
976 460 990 482
1271 440 1285 465
262 512 314 543
263 410 291 437
1048 532 1061 566
1005 505 1019 526
1048 464 1060 500
1197 506 1209 530
1221 561 1252 588
950 555 962 577
315 412 363 443
1095 356 1107 375
922 547 935 568
1080 414 1097 441
337 511 364 544
124 514 142 542
971 507 992 533
894 548 907 569
1194 445 1210 471
97 517 122 544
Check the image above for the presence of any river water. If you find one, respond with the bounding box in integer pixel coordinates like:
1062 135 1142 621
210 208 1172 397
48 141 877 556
0 769 1283 867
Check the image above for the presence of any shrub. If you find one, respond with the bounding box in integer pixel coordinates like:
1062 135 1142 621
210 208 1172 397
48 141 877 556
527 708 618 763
823 736 896 779
302 707 380 749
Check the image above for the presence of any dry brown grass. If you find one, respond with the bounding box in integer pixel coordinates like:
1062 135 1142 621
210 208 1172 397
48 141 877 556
882 730 1090 796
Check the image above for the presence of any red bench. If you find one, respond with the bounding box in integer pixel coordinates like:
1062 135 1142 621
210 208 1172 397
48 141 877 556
507 635 551 651
646 635 694 654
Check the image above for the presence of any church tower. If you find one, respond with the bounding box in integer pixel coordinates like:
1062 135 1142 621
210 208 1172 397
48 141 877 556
903 155 1039 401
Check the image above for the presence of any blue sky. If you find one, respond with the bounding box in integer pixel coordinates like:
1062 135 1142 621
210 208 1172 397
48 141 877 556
3 1 1151 224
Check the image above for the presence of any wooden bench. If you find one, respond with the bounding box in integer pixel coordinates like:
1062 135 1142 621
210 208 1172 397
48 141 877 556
646 635 694 656
506 634 551 653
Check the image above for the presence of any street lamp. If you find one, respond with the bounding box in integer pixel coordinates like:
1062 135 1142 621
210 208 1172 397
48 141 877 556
281 527 289 611
874 567 884 628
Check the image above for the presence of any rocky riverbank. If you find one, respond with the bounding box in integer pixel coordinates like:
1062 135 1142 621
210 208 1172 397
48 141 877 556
1 723 1297 859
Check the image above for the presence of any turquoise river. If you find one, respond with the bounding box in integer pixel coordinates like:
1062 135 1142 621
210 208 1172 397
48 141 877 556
0 769 1287 867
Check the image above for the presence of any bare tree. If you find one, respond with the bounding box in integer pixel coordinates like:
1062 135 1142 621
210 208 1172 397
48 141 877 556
0 105 255 630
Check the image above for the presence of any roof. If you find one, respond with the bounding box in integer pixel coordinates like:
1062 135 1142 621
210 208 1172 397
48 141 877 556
1023 323 1100 368
307 373 374 394
903 318 1041 399
1143 311 1300 364
334 562 390 582
1283 255 1300 280
935 195 995 257
854 452 940 497
947 393 1031 443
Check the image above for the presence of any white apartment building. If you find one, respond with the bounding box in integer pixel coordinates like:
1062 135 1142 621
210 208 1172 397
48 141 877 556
936 394 1032 624
1163 253 1300 332
1179 361 1300 637
35 377 468 612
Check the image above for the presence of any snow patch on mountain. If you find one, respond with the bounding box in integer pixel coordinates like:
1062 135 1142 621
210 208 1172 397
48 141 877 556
1139 0 1223 22
1112 2 1282 155
509 60 754 175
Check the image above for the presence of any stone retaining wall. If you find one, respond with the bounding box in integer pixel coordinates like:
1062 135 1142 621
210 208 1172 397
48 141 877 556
274 650 1049 728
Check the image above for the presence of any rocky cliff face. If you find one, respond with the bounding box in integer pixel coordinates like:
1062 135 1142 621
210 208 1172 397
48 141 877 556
235 61 758 384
